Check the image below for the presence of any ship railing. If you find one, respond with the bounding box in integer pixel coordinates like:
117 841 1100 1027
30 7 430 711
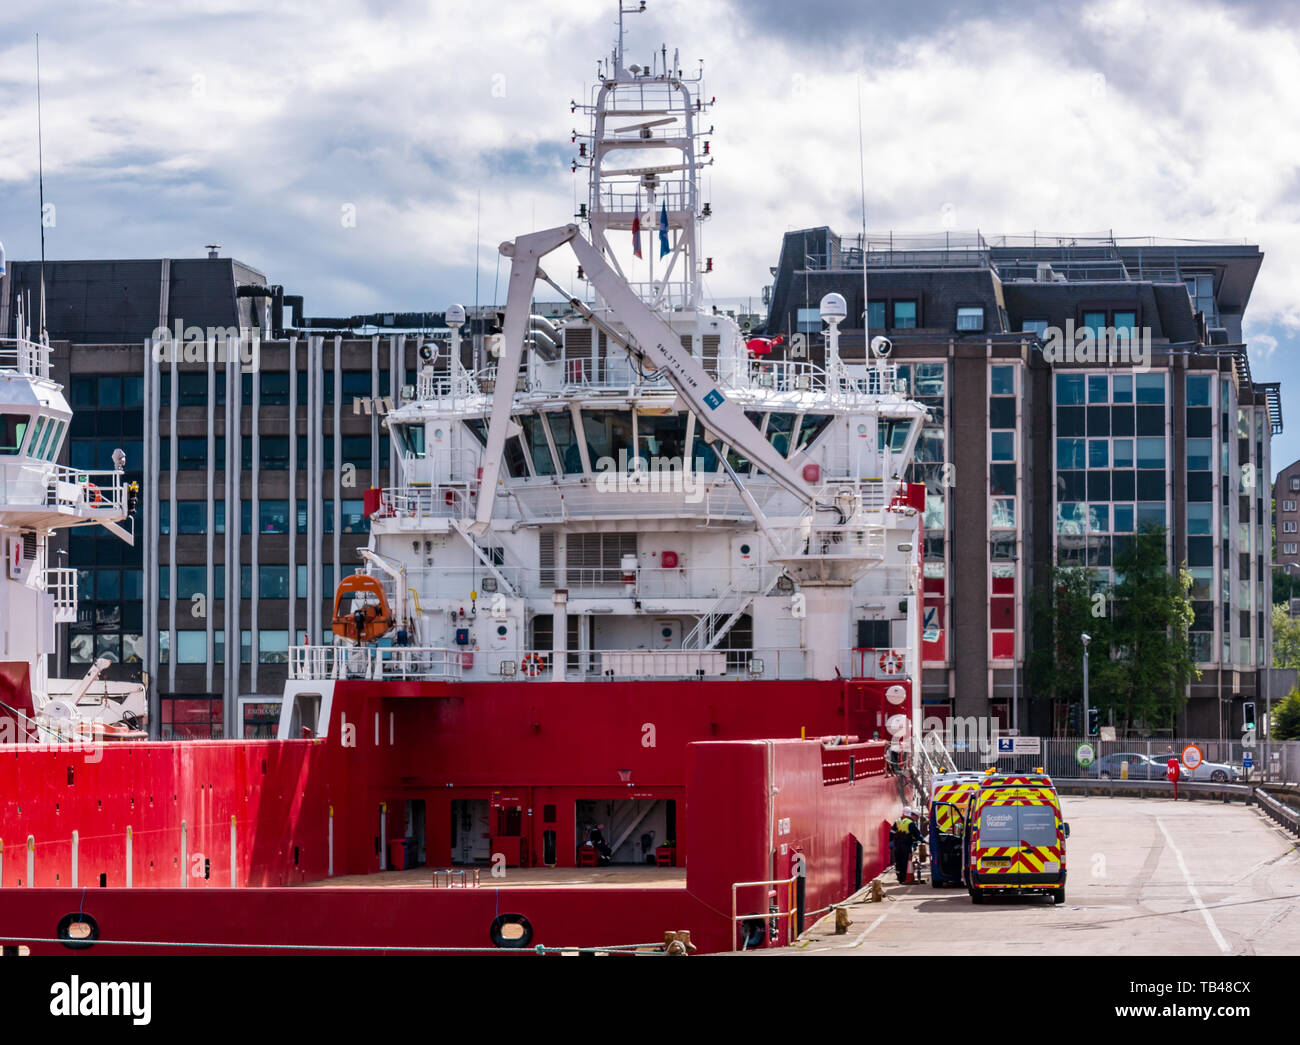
416 362 484 402
44 466 128 517
731 875 799 950
821 740 888 785
288 644 464 682
836 363 903 399
843 647 913 681
746 358 827 393
376 484 475 522
40 567 78 623
482 647 810 681
0 334 52 381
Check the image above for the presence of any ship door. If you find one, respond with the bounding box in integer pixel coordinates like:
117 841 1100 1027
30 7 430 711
404 800 426 867
731 536 760 591
653 618 681 648
450 799 491 865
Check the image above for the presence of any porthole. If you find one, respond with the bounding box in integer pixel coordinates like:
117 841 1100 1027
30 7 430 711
56 913 99 950
489 913 533 949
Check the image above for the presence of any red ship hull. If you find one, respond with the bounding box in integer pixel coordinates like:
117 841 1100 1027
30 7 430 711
0 677 909 954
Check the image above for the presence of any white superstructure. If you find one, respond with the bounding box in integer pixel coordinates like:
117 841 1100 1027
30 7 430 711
0 275 145 741
284 10 931 715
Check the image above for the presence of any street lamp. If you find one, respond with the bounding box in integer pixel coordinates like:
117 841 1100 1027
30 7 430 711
1081 632 1091 740
1265 562 1295 782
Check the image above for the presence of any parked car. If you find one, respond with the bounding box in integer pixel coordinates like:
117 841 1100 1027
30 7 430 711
1087 753 1166 780
1180 758 1240 783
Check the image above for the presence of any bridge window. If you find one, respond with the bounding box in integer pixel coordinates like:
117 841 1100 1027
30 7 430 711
547 409 583 474
795 414 833 454
636 411 688 467
582 410 634 471
519 414 558 476
0 414 29 455
765 413 796 457
393 423 426 459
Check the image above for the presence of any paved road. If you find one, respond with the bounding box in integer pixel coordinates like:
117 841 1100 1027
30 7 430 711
787 796 1300 956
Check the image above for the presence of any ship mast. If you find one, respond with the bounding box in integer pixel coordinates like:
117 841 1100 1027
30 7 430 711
576 1 712 313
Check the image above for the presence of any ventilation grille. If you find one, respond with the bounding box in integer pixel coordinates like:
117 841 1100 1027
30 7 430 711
539 532 637 586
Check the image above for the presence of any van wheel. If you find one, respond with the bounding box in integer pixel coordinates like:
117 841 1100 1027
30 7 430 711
1051 887 1065 905
969 889 984 905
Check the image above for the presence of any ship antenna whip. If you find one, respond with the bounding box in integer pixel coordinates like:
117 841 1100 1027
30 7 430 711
856 75 869 355
36 33 48 344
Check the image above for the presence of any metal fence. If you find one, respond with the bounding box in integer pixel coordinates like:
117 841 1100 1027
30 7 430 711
941 735 1300 785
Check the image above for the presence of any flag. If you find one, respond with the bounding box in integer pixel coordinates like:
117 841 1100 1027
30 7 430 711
632 204 642 259
658 201 670 258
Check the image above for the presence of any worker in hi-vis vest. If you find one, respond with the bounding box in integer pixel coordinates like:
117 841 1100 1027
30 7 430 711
890 808 923 883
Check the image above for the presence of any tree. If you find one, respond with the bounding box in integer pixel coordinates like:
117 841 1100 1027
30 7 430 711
1028 564 1118 724
1273 688 1300 741
1109 525 1199 732
1273 567 1298 607
1273 604 1300 670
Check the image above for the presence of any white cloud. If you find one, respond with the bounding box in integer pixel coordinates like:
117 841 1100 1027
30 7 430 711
0 0 1298 331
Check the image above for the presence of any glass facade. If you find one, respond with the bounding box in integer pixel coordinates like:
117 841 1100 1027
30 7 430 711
989 364 1019 663
1054 371 1167 575
897 362 948 665
68 376 145 670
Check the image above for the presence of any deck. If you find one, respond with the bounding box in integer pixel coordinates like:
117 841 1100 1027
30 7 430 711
298 865 688 889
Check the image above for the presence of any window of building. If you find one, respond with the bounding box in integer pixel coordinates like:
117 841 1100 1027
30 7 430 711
795 308 821 334
956 306 984 332
1284 543 1298 555
1021 319 1049 337
1290 477 1300 493
259 565 290 598
1112 311 1136 337
892 301 918 329
341 500 369 533
176 631 208 664
261 372 290 405
1284 499 1297 512
177 373 208 407
867 301 886 330
259 630 289 664
1285 521 1298 534
259 501 290 533
1081 311 1106 337
259 437 291 470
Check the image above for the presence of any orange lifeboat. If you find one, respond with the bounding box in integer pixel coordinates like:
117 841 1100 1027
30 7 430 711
331 575 395 644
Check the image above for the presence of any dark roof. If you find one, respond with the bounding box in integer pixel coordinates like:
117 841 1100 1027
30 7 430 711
4 258 265 344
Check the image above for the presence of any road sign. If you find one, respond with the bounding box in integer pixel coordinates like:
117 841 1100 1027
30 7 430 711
1181 744 1203 771
923 627 940 643
1243 752 1253 769
996 736 1041 756
1099 726 1117 742
1166 759 1180 782
1075 743 1096 768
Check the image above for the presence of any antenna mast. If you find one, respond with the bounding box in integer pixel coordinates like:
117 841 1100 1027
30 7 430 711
856 77 868 352
36 33 48 344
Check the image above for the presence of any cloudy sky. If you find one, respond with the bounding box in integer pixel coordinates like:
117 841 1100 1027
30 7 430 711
2 0 1299 469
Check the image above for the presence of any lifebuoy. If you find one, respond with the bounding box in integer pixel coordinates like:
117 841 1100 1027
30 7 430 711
521 653 545 677
878 650 904 675
86 484 103 507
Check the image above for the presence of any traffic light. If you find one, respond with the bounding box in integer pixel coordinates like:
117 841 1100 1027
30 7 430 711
1243 701 1256 731
1086 707 1100 737
1067 704 1081 734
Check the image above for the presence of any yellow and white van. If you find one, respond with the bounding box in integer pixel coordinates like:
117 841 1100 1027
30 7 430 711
963 770 1069 905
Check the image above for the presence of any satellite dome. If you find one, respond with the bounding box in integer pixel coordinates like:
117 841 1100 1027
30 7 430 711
819 292 847 323
445 303 467 327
